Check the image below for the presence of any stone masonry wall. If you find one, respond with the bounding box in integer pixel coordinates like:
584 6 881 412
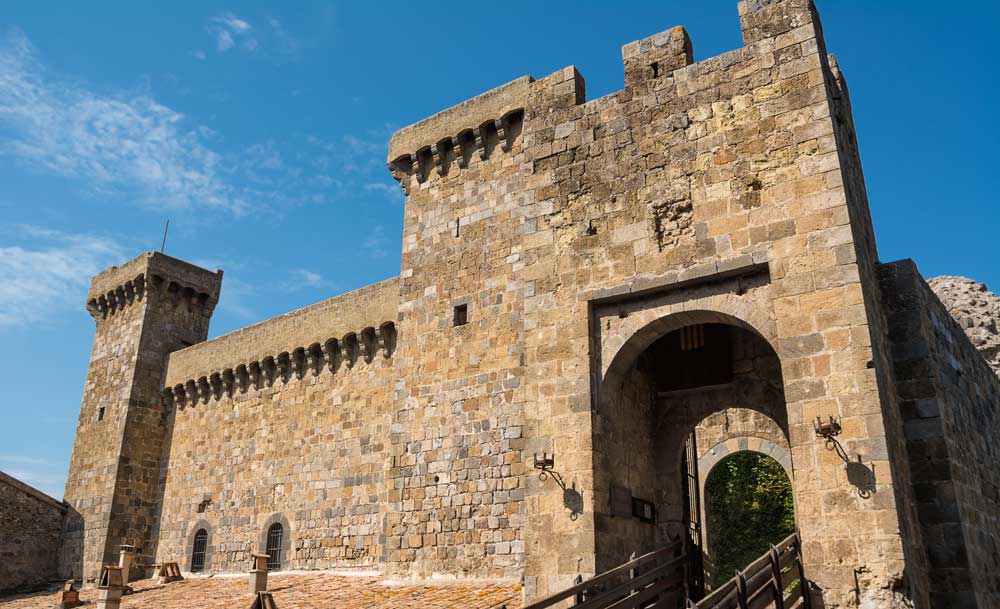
387 79 530 578
153 282 399 573
382 1 915 603
60 253 222 583
0 472 66 594
55 2 984 607
880 260 1000 609
929 276 1000 377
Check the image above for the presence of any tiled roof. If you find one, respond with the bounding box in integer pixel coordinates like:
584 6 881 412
0 573 521 609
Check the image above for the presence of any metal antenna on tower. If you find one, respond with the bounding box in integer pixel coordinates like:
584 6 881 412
161 220 170 253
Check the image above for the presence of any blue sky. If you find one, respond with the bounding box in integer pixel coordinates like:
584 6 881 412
0 1 997 499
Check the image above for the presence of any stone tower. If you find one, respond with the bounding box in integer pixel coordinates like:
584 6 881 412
59 252 222 582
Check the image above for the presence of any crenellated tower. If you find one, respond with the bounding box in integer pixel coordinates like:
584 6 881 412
59 252 222 583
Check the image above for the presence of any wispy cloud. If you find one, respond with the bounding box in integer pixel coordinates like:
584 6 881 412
365 182 403 204
363 225 389 259
0 224 126 329
280 269 331 292
2 469 63 499
268 18 299 55
0 29 401 222
208 13 257 54
0 29 248 213
0 455 50 465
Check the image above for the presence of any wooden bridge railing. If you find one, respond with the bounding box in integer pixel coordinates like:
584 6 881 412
691 532 809 609
518 532 807 609
521 539 689 609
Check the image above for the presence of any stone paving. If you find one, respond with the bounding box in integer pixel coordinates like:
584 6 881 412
0 573 521 609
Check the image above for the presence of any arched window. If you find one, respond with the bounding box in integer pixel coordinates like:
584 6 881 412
191 529 207 572
266 522 284 571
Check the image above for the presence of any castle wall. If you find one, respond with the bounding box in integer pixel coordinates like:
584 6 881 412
385 76 531 579
382 2 914 601
0 472 66 594
54 2 996 607
153 280 399 573
879 260 1000 609
60 253 222 582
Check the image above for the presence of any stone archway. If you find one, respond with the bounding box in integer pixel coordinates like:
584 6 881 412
701 450 796 586
693 409 794 561
592 300 790 579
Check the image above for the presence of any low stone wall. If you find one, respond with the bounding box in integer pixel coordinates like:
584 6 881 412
0 472 66 594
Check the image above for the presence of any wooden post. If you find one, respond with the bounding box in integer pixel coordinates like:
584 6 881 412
769 545 785 609
628 551 638 597
795 533 811 609
735 569 749 609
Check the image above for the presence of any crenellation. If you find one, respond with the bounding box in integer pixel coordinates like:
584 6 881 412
163 321 397 406
389 109 525 190
86 274 145 321
46 3 999 608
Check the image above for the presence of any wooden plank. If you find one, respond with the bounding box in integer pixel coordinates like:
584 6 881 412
784 584 802 606
780 567 799 590
694 579 737 608
571 555 688 609
521 542 682 609
747 584 777 609
602 576 686 609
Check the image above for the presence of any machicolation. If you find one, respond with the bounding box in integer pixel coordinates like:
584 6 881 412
2 3 996 609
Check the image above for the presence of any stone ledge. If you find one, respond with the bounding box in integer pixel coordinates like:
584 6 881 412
582 255 769 304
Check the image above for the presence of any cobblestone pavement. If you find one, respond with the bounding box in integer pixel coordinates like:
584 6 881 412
0 573 522 609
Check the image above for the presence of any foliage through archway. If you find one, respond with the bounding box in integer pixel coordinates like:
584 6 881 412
705 452 794 584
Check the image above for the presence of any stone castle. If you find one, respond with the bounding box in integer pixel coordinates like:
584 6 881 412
3 1 999 608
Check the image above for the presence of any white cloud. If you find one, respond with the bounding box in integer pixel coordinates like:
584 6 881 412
365 182 403 204
280 269 330 292
208 13 257 54
0 455 50 465
216 30 235 52
214 275 259 321
0 224 125 329
0 29 248 214
190 49 207 60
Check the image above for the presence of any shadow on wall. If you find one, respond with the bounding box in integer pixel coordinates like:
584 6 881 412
58 506 83 582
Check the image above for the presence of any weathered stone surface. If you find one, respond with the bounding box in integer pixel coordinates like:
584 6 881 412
33 2 998 609
0 472 65 595
928 275 1000 376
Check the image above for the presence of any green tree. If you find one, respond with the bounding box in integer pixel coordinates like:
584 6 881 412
704 452 795 585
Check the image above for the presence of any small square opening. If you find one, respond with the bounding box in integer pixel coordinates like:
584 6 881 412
453 304 468 327
97 407 105 422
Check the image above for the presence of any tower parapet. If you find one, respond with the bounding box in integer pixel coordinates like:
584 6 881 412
60 252 222 583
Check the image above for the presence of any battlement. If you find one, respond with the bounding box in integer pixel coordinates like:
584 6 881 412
85 252 223 321
387 77 533 191
386 0 822 201
162 277 399 404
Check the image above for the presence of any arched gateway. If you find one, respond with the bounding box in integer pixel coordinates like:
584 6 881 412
49 1 1000 608
592 298 794 583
